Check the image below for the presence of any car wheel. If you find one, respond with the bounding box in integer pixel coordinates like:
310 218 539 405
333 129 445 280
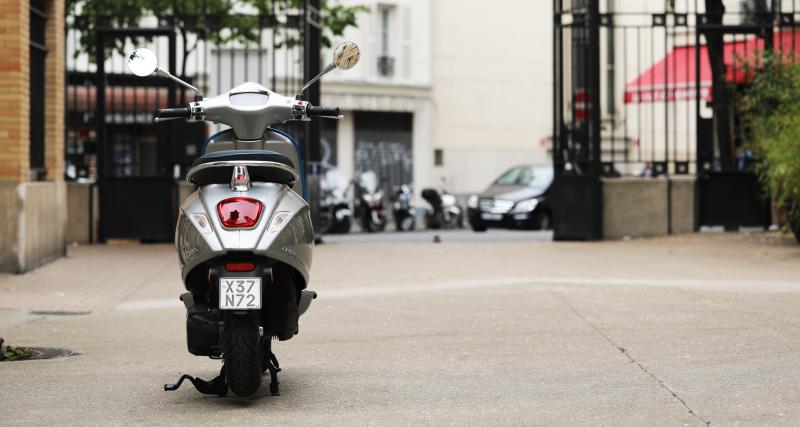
534 211 552 231
471 223 488 232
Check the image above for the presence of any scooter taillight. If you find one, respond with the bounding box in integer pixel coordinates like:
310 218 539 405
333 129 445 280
217 197 263 228
226 262 256 272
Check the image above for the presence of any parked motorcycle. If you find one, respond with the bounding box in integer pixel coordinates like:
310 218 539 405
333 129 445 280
354 170 387 232
318 165 353 234
392 185 416 231
421 188 463 229
128 41 360 397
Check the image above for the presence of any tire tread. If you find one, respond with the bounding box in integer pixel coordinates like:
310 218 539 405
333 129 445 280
224 315 262 396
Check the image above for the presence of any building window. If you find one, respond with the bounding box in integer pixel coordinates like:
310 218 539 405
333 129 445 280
377 7 394 77
29 0 48 178
434 149 443 166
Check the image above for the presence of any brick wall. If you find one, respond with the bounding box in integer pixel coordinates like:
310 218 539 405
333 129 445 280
45 0 65 181
0 0 30 183
0 0 65 183
0 0 68 273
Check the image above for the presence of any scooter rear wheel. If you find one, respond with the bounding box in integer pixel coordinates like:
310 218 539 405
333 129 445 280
224 314 262 396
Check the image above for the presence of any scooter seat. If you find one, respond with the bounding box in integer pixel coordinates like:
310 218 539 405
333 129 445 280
188 150 297 186
192 150 294 168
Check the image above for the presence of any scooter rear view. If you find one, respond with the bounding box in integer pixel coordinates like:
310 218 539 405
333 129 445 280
127 41 361 397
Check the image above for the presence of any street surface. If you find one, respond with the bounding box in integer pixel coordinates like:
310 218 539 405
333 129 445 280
2 229 800 425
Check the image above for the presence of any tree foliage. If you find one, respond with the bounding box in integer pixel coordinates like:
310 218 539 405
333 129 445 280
69 0 368 74
739 52 800 221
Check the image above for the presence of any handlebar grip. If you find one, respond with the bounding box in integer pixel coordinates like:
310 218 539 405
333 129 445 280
157 107 191 119
306 106 340 117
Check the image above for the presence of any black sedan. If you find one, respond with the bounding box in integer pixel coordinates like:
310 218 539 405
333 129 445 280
467 165 554 232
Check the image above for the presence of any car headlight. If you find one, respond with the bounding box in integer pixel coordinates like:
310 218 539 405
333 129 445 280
467 195 478 209
511 198 538 213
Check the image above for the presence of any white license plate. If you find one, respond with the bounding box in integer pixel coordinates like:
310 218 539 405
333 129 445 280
481 213 503 221
219 277 262 310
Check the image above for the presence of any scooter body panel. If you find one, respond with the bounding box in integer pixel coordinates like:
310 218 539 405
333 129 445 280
177 183 314 285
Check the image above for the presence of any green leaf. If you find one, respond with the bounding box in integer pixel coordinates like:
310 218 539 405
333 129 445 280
739 50 800 212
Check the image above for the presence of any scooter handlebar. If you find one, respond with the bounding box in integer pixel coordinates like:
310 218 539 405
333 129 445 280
156 107 191 120
306 106 340 117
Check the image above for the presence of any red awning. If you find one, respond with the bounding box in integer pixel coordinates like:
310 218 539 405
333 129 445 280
624 30 800 104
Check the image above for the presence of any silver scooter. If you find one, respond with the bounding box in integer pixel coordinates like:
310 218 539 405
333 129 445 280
127 42 361 397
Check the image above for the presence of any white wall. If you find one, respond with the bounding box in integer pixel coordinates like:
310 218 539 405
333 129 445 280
324 0 432 87
430 0 553 194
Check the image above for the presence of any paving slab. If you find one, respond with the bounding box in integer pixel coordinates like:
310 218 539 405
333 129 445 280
1 230 799 425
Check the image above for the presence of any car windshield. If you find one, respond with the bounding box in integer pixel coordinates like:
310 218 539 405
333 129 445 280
494 166 553 191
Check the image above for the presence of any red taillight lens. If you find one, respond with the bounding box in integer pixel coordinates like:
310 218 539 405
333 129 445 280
226 262 256 272
217 197 263 228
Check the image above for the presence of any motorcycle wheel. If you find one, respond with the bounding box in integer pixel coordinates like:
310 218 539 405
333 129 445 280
362 217 375 233
224 315 262 396
335 216 352 234
399 216 416 231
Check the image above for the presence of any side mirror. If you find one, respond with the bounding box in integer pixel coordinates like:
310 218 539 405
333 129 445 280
332 41 361 70
127 47 204 97
127 48 158 77
297 41 361 97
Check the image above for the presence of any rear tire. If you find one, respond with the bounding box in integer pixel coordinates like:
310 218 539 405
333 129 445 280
224 315 262 397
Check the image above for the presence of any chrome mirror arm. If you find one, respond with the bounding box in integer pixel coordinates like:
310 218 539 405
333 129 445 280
155 67 204 98
296 63 336 98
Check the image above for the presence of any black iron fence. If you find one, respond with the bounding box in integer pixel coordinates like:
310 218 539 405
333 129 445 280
66 4 308 180
553 0 800 239
66 1 315 241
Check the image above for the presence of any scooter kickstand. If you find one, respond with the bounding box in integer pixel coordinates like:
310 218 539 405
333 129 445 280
164 364 228 396
266 351 281 396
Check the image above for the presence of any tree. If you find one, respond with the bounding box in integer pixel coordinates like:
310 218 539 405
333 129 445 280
69 0 368 77
739 52 800 241
705 0 773 171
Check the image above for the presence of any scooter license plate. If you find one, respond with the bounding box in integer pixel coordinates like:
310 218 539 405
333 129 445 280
219 278 262 310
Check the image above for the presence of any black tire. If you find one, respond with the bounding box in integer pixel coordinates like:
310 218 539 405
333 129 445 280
365 219 378 232
471 223 488 232
789 209 800 243
224 315 262 397
366 214 387 232
399 216 416 232
333 216 352 234
534 211 552 231
792 221 800 243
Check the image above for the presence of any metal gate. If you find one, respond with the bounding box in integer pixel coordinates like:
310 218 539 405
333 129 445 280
66 3 313 241
553 0 799 239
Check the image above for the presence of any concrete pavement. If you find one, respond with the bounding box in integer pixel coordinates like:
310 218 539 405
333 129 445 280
2 230 800 425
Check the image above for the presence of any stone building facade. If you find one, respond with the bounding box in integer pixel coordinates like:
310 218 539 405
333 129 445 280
0 0 67 273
